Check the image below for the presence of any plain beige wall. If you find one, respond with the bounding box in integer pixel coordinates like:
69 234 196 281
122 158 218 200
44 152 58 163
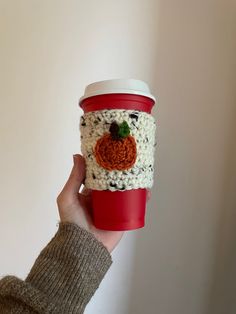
0 1 236 314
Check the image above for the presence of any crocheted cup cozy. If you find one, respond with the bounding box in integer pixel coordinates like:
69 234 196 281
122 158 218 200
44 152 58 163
80 109 156 191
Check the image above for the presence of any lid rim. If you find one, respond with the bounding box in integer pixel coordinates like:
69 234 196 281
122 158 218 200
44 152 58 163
79 90 156 103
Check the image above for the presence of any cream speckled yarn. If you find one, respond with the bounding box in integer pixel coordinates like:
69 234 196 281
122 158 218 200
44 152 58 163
80 109 156 191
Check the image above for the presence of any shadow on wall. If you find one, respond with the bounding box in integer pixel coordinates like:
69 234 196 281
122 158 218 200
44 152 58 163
206 105 236 314
127 1 236 314
204 7 236 313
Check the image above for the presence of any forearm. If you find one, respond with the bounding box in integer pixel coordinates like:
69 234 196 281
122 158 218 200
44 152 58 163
0 222 112 313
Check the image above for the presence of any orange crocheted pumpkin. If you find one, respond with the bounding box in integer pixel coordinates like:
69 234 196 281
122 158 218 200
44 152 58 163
95 121 137 171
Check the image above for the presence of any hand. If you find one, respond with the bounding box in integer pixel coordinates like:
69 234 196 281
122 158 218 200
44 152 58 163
56 154 151 253
56 154 124 253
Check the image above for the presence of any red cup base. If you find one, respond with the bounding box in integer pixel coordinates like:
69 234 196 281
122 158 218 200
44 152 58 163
91 189 147 231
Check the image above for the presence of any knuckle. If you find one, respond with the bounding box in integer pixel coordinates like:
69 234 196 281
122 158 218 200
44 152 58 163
56 193 63 205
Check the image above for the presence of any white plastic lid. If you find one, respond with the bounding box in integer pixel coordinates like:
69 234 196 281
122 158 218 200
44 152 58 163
79 78 156 103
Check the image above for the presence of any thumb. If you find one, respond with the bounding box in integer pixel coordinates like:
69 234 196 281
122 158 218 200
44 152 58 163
60 154 86 199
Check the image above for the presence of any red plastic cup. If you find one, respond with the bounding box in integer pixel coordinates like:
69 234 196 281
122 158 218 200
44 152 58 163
79 79 156 231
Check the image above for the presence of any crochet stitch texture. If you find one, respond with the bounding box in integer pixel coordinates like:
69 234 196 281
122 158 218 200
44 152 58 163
80 109 156 191
95 133 137 171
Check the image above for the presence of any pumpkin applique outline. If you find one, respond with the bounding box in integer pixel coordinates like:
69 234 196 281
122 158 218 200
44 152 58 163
94 121 137 171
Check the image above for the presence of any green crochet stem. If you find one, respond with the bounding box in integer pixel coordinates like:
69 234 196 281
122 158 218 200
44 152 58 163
109 121 130 140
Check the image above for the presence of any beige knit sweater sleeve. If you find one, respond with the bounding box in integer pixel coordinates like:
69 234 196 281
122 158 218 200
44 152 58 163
0 222 112 313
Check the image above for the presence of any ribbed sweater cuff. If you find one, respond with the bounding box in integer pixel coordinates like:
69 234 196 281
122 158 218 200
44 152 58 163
25 222 112 313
